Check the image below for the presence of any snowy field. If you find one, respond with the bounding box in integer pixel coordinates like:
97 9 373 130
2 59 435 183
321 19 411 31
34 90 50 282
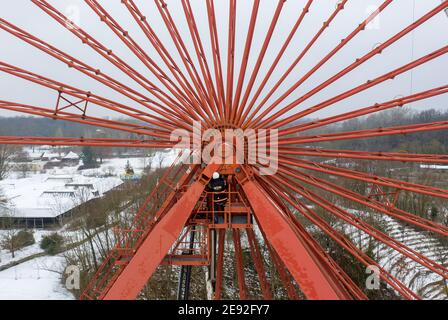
0 148 178 300
0 255 74 300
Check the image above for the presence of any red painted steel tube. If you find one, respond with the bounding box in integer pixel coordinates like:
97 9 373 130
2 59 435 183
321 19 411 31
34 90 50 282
31 0 193 124
84 0 198 119
0 136 173 149
283 85 448 135
214 229 226 300
246 0 351 128
232 0 285 125
246 228 272 300
255 175 367 300
238 172 354 300
238 0 314 128
278 147 448 164
122 0 203 111
261 174 420 299
270 170 448 280
181 0 222 123
253 2 448 129
278 120 448 145
275 162 448 237
231 0 260 125
103 163 220 299
0 61 183 131
0 100 172 139
205 0 226 122
277 156 448 199
154 0 217 125
232 229 248 300
0 18 194 127
225 0 237 123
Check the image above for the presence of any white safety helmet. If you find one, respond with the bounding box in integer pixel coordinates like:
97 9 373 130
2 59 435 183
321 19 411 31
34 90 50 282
212 172 220 180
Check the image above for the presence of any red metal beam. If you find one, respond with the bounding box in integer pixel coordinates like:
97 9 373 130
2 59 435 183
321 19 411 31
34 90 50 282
246 228 272 300
232 229 248 300
180 0 222 123
214 229 226 300
275 162 448 236
231 0 260 125
244 0 352 126
103 163 220 299
277 156 448 200
268 169 448 280
0 18 195 126
236 167 354 300
278 147 448 164
0 136 173 149
0 100 172 139
0 61 184 131
252 2 448 129
238 0 314 128
233 0 285 125
84 0 199 117
153 0 217 126
260 174 419 299
282 85 448 135
122 0 204 114
31 0 194 123
278 120 448 145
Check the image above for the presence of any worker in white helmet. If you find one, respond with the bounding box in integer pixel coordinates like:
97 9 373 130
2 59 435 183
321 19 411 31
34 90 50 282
207 172 228 223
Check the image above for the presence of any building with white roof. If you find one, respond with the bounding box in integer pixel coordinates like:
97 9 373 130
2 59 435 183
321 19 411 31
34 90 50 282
0 173 123 228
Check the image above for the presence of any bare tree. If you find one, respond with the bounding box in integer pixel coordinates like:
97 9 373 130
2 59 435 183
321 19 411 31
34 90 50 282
0 144 19 180
0 211 19 258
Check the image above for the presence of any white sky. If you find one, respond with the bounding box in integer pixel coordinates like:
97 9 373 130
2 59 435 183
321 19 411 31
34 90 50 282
0 0 447 123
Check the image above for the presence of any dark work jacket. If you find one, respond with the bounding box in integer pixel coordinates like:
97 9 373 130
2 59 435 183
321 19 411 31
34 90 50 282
207 177 228 205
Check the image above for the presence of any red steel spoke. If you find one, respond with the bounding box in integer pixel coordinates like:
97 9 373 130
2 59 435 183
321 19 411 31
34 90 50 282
231 0 260 125
204 0 226 123
274 162 448 237
154 0 217 125
237 0 314 128
260 174 420 299
246 228 272 300
267 169 448 280
232 0 285 125
232 229 247 300
0 136 174 149
0 100 172 139
277 156 448 200
245 0 351 128
252 1 448 130
278 120 448 145
0 18 197 126
84 0 198 117
31 0 192 124
181 0 222 123
225 0 237 123
0 61 186 131
283 85 448 135
279 147 448 164
122 0 203 108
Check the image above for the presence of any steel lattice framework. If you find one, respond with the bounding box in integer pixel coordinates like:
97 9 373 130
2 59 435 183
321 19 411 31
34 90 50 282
0 0 447 300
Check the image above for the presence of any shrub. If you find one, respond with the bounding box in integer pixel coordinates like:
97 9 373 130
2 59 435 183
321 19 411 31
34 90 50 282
40 233 64 255
12 230 35 249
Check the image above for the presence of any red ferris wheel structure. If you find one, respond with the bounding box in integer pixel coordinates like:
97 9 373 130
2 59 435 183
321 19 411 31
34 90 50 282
0 0 447 300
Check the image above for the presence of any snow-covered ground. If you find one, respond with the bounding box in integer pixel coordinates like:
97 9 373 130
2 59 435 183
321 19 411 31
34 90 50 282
0 148 179 300
420 165 448 170
0 255 74 300
0 149 179 220
339 209 448 300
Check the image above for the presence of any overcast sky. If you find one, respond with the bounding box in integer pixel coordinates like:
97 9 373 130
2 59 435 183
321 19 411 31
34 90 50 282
0 0 447 122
